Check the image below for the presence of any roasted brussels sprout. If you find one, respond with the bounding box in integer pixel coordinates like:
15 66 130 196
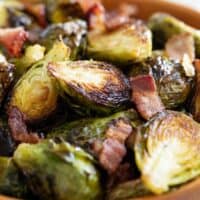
129 56 193 109
10 40 70 123
87 21 152 66
48 60 130 115
40 19 87 59
48 109 141 174
48 109 141 150
14 139 102 200
0 157 29 198
135 110 200 194
0 54 15 106
12 44 45 77
107 179 151 200
148 13 200 58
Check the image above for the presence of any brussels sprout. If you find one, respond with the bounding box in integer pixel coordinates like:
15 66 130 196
87 21 152 66
148 13 200 58
129 56 193 109
45 0 84 23
10 40 70 123
12 44 45 77
135 110 200 194
47 109 142 151
40 19 87 59
48 60 130 115
14 139 102 200
0 54 15 106
0 157 28 198
47 109 141 174
107 179 152 200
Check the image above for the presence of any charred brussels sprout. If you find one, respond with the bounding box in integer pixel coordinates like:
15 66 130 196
48 60 130 115
12 44 45 77
87 21 152 66
40 19 87 59
135 110 200 194
10 41 70 122
0 157 29 198
107 179 151 200
148 13 200 58
129 56 193 109
0 54 14 106
47 109 141 151
14 139 102 200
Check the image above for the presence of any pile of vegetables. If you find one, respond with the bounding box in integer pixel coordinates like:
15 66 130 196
0 0 200 199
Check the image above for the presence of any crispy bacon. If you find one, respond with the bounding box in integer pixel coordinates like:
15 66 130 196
24 3 47 27
8 106 40 144
130 75 164 120
93 119 132 174
165 32 195 61
0 27 28 57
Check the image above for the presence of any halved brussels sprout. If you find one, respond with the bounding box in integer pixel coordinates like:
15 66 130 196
148 13 200 58
40 19 87 59
47 109 141 151
87 21 152 66
0 54 15 106
0 157 29 198
14 139 102 200
135 110 200 194
107 179 151 200
47 109 141 174
48 60 130 115
10 40 70 123
12 44 45 77
129 56 193 109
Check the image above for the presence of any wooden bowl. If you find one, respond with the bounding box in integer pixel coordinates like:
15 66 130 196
0 1 200 200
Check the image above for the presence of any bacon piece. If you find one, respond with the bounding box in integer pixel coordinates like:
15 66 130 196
165 32 195 61
8 106 40 144
24 3 47 27
130 75 164 120
94 119 132 174
86 2 106 32
0 27 28 57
